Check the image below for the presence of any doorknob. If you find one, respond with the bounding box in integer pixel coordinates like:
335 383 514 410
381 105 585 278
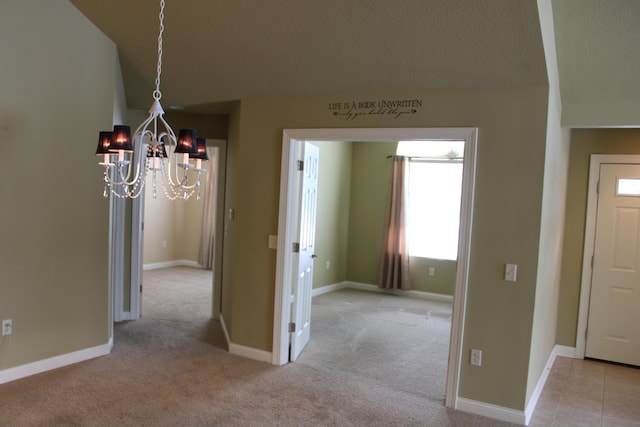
312 254 318 258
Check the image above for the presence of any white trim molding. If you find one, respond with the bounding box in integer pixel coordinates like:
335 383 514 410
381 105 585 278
345 281 454 303
219 314 272 364
312 281 455 302
457 398 526 425
0 342 111 385
143 260 204 271
272 127 478 413
312 282 348 297
524 345 576 424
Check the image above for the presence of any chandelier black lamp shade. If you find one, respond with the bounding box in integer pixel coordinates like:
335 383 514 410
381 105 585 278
192 138 209 161
110 125 133 153
95 0 206 201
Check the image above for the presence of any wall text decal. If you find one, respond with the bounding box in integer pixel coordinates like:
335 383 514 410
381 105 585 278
329 98 422 120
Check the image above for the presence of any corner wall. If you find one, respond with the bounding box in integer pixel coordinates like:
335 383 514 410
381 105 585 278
0 0 115 371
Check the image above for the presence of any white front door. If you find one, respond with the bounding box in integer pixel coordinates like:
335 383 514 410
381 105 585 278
586 163 640 366
290 142 319 361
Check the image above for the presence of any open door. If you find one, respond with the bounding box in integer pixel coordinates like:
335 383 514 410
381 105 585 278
290 142 319 361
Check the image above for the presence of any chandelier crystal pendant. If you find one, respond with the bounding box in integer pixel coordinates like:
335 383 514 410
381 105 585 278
95 0 207 201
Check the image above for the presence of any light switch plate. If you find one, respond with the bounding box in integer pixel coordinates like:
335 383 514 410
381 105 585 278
505 264 517 282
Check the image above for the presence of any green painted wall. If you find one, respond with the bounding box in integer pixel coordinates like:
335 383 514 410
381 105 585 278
346 142 397 285
221 86 550 410
409 258 457 295
557 128 640 346
0 0 115 368
312 141 352 288
311 140 457 295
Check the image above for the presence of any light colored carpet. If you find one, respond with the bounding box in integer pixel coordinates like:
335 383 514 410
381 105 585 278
0 267 519 426
298 288 452 404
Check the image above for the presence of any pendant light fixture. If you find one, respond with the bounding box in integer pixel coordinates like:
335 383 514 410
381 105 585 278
96 0 207 201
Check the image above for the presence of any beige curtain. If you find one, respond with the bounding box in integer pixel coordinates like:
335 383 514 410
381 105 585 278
198 147 217 269
379 156 410 290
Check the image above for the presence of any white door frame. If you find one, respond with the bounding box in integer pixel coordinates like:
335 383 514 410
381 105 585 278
575 154 640 358
273 127 477 409
111 139 227 323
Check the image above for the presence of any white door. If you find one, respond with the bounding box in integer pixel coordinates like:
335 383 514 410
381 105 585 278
290 142 319 361
586 163 640 366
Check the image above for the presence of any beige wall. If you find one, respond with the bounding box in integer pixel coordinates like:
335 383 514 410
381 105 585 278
142 112 227 266
0 0 115 368
221 86 550 410
557 128 640 346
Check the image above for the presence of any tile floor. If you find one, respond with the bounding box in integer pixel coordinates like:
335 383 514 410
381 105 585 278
529 356 640 426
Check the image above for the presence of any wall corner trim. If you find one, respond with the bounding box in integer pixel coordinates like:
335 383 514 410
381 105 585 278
456 398 526 425
143 260 204 271
524 344 576 424
220 314 272 364
0 342 111 385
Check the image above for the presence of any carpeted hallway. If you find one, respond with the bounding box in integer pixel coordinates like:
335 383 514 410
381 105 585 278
0 267 519 426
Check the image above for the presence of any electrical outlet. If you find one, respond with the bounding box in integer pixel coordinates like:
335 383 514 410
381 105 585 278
428 267 436 277
470 349 482 366
2 319 12 336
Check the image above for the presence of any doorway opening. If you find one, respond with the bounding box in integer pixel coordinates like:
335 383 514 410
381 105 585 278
273 128 477 409
110 139 227 331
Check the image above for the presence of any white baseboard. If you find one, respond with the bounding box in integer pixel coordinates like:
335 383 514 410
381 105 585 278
143 260 204 270
312 281 347 297
219 314 272 364
457 397 526 425
0 342 111 385
554 345 576 358
344 281 454 303
524 344 576 425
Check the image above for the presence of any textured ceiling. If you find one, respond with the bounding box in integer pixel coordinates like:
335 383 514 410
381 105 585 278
553 0 640 105
69 0 547 113
68 0 640 120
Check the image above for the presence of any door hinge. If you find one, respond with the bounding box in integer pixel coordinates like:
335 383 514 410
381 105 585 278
596 180 600 194
140 285 143 293
585 327 588 341
292 242 300 252
297 160 304 171
591 255 594 268
289 322 296 333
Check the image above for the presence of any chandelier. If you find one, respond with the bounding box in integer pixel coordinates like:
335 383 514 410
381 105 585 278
95 0 207 201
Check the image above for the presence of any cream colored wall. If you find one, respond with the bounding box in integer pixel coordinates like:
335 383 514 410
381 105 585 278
312 141 352 288
0 0 115 368
142 166 207 265
142 111 227 266
222 86 550 410
526 0 570 404
557 128 640 346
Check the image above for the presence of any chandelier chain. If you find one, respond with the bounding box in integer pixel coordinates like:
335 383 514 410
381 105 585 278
153 0 166 100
